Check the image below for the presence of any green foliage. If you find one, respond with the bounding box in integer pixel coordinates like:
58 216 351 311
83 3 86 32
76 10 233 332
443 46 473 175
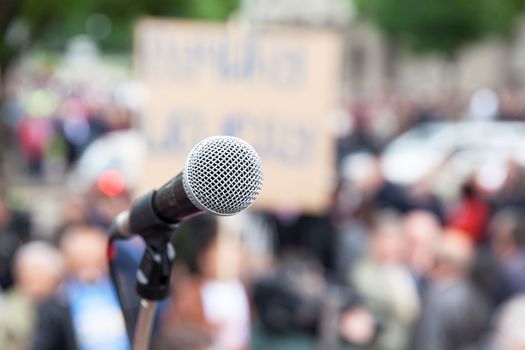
152 0 240 21
2 0 240 54
354 0 525 57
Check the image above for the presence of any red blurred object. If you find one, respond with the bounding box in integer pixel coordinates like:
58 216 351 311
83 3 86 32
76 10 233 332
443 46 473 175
447 186 490 243
18 118 52 163
97 169 126 197
107 240 117 261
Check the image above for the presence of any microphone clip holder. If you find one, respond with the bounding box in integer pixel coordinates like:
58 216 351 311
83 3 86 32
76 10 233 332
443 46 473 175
136 236 176 300
126 191 179 300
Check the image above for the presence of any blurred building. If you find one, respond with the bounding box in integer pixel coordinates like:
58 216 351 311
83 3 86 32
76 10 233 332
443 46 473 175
239 0 353 26
241 0 525 98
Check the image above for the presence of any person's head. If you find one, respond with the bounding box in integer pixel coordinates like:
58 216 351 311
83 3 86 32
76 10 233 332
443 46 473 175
461 181 476 199
403 210 441 276
60 224 108 283
370 210 406 264
61 196 87 226
341 152 384 198
14 241 64 301
433 230 475 281
173 214 219 279
490 208 525 258
493 295 525 350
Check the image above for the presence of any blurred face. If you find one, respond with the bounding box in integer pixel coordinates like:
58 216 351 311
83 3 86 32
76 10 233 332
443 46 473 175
492 227 514 258
17 261 61 301
339 307 376 346
406 234 436 276
372 225 406 264
62 227 108 283
404 212 440 275
359 160 384 197
62 198 86 225
490 212 519 258
434 231 474 280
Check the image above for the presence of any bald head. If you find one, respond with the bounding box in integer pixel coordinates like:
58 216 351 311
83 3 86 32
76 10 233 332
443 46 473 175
404 211 440 240
15 241 64 301
435 230 475 278
404 210 441 275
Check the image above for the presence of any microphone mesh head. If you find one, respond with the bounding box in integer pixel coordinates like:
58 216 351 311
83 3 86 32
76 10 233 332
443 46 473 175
182 136 263 216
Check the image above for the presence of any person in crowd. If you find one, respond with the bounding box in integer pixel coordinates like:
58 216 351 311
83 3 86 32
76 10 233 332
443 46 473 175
162 214 250 350
56 95 111 166
413 231 491 350
448 181 490 244
0 194 32 290
335 153 415 281
32 224 130 350
343 153 412 221
490 160 525 209
405 181 444 221
17 114 53 176
265 211 337 273
0 241 63 350
403 210 441 295
489 209 525 296
490 295 525 350
84 182 133 230
82 181 143 318
470 208 525 309
349 210 420 350
253 251 377 350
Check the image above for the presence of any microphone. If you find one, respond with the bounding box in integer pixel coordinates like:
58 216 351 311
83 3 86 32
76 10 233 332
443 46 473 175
112 136 263 238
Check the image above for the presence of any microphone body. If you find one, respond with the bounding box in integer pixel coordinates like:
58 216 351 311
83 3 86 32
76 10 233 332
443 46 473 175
112 136 263 239
153 172 200 223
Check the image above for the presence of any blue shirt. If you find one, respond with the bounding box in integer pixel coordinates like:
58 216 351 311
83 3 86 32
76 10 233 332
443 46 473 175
66 278 130 350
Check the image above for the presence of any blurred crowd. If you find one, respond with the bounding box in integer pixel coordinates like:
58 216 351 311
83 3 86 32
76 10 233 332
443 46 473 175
0 58 135 182
1 58 525 350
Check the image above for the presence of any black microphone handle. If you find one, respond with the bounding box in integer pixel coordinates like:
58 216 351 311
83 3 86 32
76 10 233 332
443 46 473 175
152 171 201 223
110 172 201 239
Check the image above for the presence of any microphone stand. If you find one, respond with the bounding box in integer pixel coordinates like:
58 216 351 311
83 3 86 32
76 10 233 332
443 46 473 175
108 192 177 350
132 235 175 350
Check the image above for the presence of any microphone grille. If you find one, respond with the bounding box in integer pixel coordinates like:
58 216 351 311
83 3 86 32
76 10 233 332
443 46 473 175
183 136 263 215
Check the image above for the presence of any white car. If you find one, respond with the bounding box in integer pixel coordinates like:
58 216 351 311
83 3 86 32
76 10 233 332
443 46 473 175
380 121 525 190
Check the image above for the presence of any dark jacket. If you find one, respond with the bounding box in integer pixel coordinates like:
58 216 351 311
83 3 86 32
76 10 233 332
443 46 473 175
413 280 491 350
32 292 77 350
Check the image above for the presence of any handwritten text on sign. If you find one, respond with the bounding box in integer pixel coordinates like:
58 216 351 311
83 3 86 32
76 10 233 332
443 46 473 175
135 20 342 213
